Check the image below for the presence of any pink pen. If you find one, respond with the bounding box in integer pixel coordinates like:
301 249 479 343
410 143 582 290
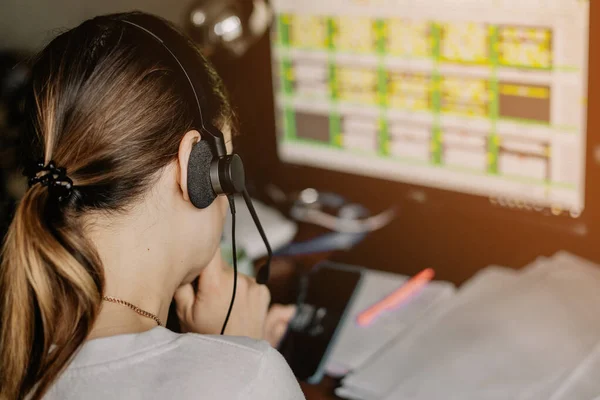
356 268 435 327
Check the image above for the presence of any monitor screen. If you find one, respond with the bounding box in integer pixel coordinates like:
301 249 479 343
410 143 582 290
269 0 589 216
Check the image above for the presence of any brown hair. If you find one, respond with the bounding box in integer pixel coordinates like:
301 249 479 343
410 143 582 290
0 12 233 400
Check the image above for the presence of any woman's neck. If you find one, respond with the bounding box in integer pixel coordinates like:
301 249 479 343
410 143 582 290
88 302 162 339
84 207 186 339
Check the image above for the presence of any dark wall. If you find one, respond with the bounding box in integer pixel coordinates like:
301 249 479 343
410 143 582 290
0 0 190 51
214 2 600 285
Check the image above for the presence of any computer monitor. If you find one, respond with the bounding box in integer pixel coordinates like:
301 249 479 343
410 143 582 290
269 0 589 217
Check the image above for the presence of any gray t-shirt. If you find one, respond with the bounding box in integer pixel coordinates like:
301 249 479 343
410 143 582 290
45 327 305 400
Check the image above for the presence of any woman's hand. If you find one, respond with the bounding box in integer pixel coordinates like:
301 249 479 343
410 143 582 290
174 249 269 339
174 249 296 346
263 304 296 347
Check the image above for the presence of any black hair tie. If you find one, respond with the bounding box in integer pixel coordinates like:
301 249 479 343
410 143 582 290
25 160 74 203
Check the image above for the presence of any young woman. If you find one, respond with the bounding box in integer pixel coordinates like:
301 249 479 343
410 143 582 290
0 12 305 400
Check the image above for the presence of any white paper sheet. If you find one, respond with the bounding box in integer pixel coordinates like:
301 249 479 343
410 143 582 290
340 254 600 400
326 270 455 376
341 266 523 399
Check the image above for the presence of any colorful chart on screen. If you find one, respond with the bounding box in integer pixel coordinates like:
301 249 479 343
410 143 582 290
270 0 589 214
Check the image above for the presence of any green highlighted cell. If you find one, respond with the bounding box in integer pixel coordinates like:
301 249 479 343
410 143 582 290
489 25 499 66
281 58 294 95
283 108 296 140
487 135 500 174
431 126 442 165
430 22 443 166
328 63 338 101
377 67 388 107
329 113 342 148
375 19 387 55
378 117 390 156
327 17 336 50
277 14 291 46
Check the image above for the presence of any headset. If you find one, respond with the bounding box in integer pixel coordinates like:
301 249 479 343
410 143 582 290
120 14 272 334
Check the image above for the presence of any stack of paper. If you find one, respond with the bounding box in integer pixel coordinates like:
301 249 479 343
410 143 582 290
548 339 600 400
326 270 456 376
336 252 600 400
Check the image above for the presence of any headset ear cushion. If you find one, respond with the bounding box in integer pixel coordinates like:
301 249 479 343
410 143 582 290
187 140 217 209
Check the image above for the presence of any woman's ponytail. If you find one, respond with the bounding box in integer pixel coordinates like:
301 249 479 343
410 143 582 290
0 178 104 399
0 11 234 400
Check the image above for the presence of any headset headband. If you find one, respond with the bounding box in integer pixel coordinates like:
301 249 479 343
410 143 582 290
122 15 227 157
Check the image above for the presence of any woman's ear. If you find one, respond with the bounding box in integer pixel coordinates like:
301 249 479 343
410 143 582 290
177 130 201 201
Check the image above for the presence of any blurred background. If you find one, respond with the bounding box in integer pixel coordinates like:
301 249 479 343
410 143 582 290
2 0 597 285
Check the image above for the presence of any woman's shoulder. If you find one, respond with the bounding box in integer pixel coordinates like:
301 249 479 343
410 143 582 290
159 330 305 399
180 330 273 357
179 332 305 398
50 327 305 400
74 327 278 371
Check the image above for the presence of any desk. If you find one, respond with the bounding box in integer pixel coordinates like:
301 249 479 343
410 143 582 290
300 376 342 400
265 222 349 400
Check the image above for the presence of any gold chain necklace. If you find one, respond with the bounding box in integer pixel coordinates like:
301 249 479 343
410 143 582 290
102 296 163 326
